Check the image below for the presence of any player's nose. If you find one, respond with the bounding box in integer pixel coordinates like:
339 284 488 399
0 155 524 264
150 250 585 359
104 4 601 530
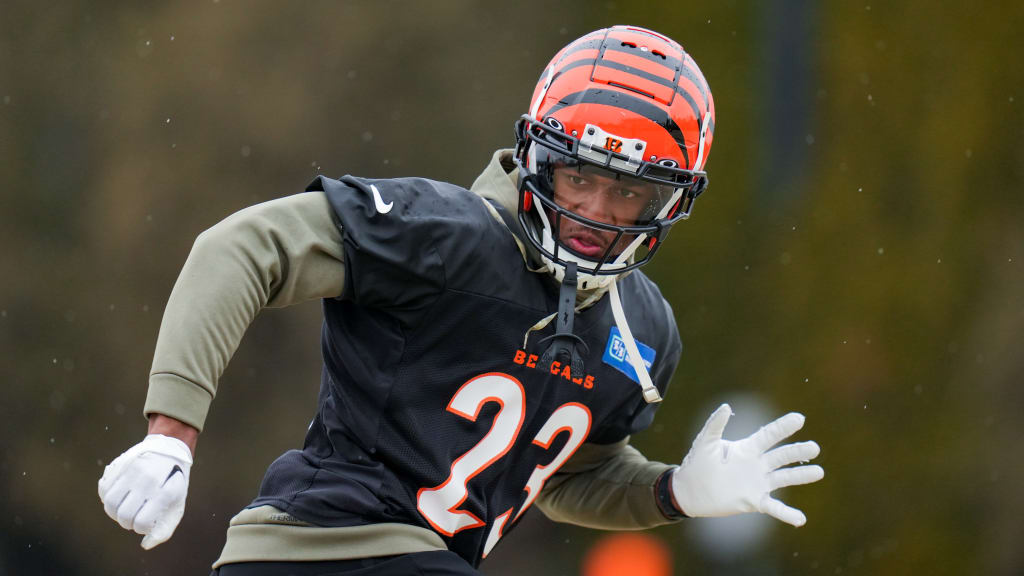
575 188 615 224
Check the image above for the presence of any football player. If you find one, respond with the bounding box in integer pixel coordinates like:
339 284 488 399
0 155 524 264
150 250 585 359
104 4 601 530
99 26 824 575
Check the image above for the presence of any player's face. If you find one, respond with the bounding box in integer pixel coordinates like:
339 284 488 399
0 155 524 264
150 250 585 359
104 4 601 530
551 166 661 259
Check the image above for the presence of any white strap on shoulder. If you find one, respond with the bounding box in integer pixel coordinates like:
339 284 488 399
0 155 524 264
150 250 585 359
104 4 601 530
608 280 662 403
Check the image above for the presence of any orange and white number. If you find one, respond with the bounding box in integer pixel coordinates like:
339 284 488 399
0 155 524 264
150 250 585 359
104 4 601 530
484 402 591 557
416 373 526 536
415 372 593 557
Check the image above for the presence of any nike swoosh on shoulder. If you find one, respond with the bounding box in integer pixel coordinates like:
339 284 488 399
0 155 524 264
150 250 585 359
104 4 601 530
370 184 393 214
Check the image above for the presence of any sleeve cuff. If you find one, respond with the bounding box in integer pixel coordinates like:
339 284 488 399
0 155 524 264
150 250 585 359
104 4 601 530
143 372 214 432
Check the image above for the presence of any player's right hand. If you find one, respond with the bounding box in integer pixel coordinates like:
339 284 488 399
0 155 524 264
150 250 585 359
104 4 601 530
98 434 193 549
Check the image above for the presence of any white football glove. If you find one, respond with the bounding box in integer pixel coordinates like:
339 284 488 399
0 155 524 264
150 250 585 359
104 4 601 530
98 434 193 549
671 404 824 527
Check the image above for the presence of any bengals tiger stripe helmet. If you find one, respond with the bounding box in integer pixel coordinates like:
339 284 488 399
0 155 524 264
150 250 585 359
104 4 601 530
514 25 715 289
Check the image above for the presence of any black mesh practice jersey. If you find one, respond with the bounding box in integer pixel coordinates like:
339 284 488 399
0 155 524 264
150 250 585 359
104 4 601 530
249 174 683 566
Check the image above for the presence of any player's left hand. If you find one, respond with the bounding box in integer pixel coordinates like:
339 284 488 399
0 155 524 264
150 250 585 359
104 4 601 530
670 404 824 527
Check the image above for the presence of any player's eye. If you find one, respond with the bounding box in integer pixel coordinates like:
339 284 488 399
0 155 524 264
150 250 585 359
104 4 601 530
615 188 641 199
567 174 587 186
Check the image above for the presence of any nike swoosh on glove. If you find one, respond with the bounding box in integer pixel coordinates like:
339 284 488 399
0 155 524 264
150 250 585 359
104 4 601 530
671 404 824 527
98 434 193 549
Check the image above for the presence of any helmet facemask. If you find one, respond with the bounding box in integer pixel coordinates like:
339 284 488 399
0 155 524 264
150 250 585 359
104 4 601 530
515 115 708 289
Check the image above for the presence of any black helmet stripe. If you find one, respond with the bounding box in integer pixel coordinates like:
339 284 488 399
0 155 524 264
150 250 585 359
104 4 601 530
546 89 691 168
603 43 682 71
547 58 705 126
557 32 684 77
549 58 595 79
598 59 676 92
556 37 605 61
600 30 708 104
678 59 710 106
553 57 678 91
595 59 704 120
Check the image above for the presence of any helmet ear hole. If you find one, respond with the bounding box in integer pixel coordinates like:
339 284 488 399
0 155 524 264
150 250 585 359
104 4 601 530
544 117 564 131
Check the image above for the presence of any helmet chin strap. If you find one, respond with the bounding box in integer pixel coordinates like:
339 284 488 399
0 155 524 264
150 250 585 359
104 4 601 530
609 279 662 403
537 262 589 381
520 255 661 404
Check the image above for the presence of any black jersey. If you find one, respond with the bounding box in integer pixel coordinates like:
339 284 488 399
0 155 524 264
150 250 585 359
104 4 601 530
249 174 682 566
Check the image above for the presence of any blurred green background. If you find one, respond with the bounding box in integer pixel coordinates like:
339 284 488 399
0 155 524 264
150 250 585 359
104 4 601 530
2 1 1022 574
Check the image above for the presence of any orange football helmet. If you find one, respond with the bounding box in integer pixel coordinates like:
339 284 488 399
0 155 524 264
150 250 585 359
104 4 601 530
515 25 715 287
